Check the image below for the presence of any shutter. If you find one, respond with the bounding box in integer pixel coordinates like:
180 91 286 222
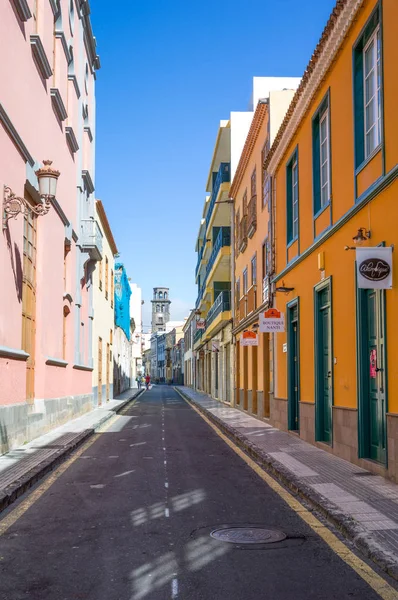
312 116 321 214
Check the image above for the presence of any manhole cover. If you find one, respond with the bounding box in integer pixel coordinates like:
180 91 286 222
210 527 286 544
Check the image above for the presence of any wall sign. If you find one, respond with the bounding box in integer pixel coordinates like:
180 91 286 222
259 308 285 333
196 319 206 330
282 343 287 353
241 331 258 346
356 247 392 289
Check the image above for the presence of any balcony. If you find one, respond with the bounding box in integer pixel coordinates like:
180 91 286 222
247 285 257 314
195 244 205 278
247 195 257 238
80 218 103 261
206 290 231 329
194 328 203 345
205 227 231 279
205 163 230 230
238 215 248 253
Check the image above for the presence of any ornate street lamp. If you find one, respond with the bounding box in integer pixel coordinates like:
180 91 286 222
3 160 60 230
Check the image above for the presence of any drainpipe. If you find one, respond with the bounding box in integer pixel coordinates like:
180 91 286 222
230 197 236 407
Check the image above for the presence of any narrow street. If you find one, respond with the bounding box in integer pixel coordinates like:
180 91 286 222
0 387 393 600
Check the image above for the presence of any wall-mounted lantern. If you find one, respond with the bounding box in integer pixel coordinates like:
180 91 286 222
3 160 60 230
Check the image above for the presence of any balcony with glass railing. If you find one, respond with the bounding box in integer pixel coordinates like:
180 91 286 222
205 227 231 280
80 218 103 261
206 290 231 330
205 162 230 230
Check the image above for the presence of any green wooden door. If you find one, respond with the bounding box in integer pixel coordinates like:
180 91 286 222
315 285 332 443
366 289 386 463
288 303 299 431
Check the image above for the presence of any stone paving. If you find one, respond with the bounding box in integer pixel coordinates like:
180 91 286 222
178 386 398 572
0 388 140 499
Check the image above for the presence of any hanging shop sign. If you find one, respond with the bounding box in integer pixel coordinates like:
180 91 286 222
259 308 285 333
356 247 392 289
241 330 259 346
211 340 220 352
196 318 206 330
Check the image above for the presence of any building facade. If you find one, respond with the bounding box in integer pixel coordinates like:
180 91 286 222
231 80 300 418
183 311 195 388
113 263 132 395
130 282 143 386
151 287 171 333
92 201 118 405
0 0 100 454
265 0 398 481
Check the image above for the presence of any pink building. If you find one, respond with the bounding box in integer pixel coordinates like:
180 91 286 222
0 0 101 453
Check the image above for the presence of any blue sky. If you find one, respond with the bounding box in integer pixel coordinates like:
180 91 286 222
91 0 335 332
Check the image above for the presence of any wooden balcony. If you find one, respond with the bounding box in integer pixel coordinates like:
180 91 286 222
238 215 247 253
247 285 257 314
247 195 257 238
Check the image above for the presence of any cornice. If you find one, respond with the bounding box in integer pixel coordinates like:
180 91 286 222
0 103 34 166
65 126 79 153
12 0 32 21
30 35 53 80
82 169 94 194
0 346 29 361
230 102 267 199
266 0 364 175
68 74 81 99
49 0 59 16
50 88 68 121
95 199 118 255
45 357 68 367
55 30 71 63
84 125 93 142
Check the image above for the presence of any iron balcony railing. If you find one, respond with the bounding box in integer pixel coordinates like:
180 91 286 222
195 243 205 278
247 195 257 237
205 227 231 279
205 162 230 230
194 328 203 344
80 218 103 260
206 290 231 328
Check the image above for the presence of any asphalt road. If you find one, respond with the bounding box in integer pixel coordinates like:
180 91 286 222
0 385 391 599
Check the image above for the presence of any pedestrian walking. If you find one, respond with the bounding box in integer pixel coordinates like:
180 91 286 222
136 375 141 390
145 374 151 390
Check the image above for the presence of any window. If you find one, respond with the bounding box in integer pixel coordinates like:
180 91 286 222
243 268 248 295
157 304 160 312
286 149 299 244
251 168 257 198
353 8 381 168
236 278 240 307
242 190 247 216
105 257 109 300
111 269 114 308
262 239 269 279
251 255 257 286
159 291 163 299
110 328 113 345
312 95 330 214
99 259 103 290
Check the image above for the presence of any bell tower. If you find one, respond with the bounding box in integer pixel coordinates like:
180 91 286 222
151 287 171 332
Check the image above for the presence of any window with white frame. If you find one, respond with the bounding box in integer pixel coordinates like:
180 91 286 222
319 109 330 207
243 268 248 295
363 27 381 158
292 156 299 240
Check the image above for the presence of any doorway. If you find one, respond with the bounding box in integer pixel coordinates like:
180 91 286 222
22 199 37 402
252 345 258 415
98 337 103 406
243 346 248 410
225 343 231 403
106 343 110 401
357 287 387 464
287 300 300 431
315 281 333 443
214 350 219 398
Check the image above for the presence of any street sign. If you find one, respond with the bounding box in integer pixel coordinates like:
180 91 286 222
241 330 258 346
356 247 392 289
196 319 206 330
259 308 285 333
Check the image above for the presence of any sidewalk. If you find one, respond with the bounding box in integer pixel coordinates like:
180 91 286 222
0 388 143 513
177 386 398 580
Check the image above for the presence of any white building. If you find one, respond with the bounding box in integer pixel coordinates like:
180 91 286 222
130 282 143 386
183 311 195 388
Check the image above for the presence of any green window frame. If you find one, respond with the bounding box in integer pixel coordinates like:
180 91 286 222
353 5 381 170
286 147 299 245
312 92 331 215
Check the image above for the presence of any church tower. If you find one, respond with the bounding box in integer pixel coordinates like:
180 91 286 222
151 287 171 332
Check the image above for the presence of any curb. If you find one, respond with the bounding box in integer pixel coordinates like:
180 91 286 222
0 389 144 515
175 387 398 582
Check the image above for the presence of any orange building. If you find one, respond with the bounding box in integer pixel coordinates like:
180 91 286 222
231 83 299 418
265 0 398 480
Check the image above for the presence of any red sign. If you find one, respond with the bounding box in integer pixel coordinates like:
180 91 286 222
370 349 377 379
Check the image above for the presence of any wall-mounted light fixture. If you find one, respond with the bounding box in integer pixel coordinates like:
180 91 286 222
352 227 371 245
275 280 294 294
3 160 60 230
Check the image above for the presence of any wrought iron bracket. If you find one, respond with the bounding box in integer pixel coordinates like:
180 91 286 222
3 185 52 230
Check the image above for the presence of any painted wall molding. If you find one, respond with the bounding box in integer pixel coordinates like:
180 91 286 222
0 346 29 361
45 357 68 368
0 104 34 166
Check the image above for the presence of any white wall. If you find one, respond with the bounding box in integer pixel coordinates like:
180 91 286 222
269 88 299 144
252 76 301 109
230 111 254 181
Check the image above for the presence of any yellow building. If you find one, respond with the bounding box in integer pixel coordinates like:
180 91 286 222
231 83 299 418
92 201 118 405
194 121 233 403
265 0 398 480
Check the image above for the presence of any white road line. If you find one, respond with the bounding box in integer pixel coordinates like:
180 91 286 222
163 447 166 451
171 578 178 598
165 482 169 488
164 460 167 465
165 508 170 518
